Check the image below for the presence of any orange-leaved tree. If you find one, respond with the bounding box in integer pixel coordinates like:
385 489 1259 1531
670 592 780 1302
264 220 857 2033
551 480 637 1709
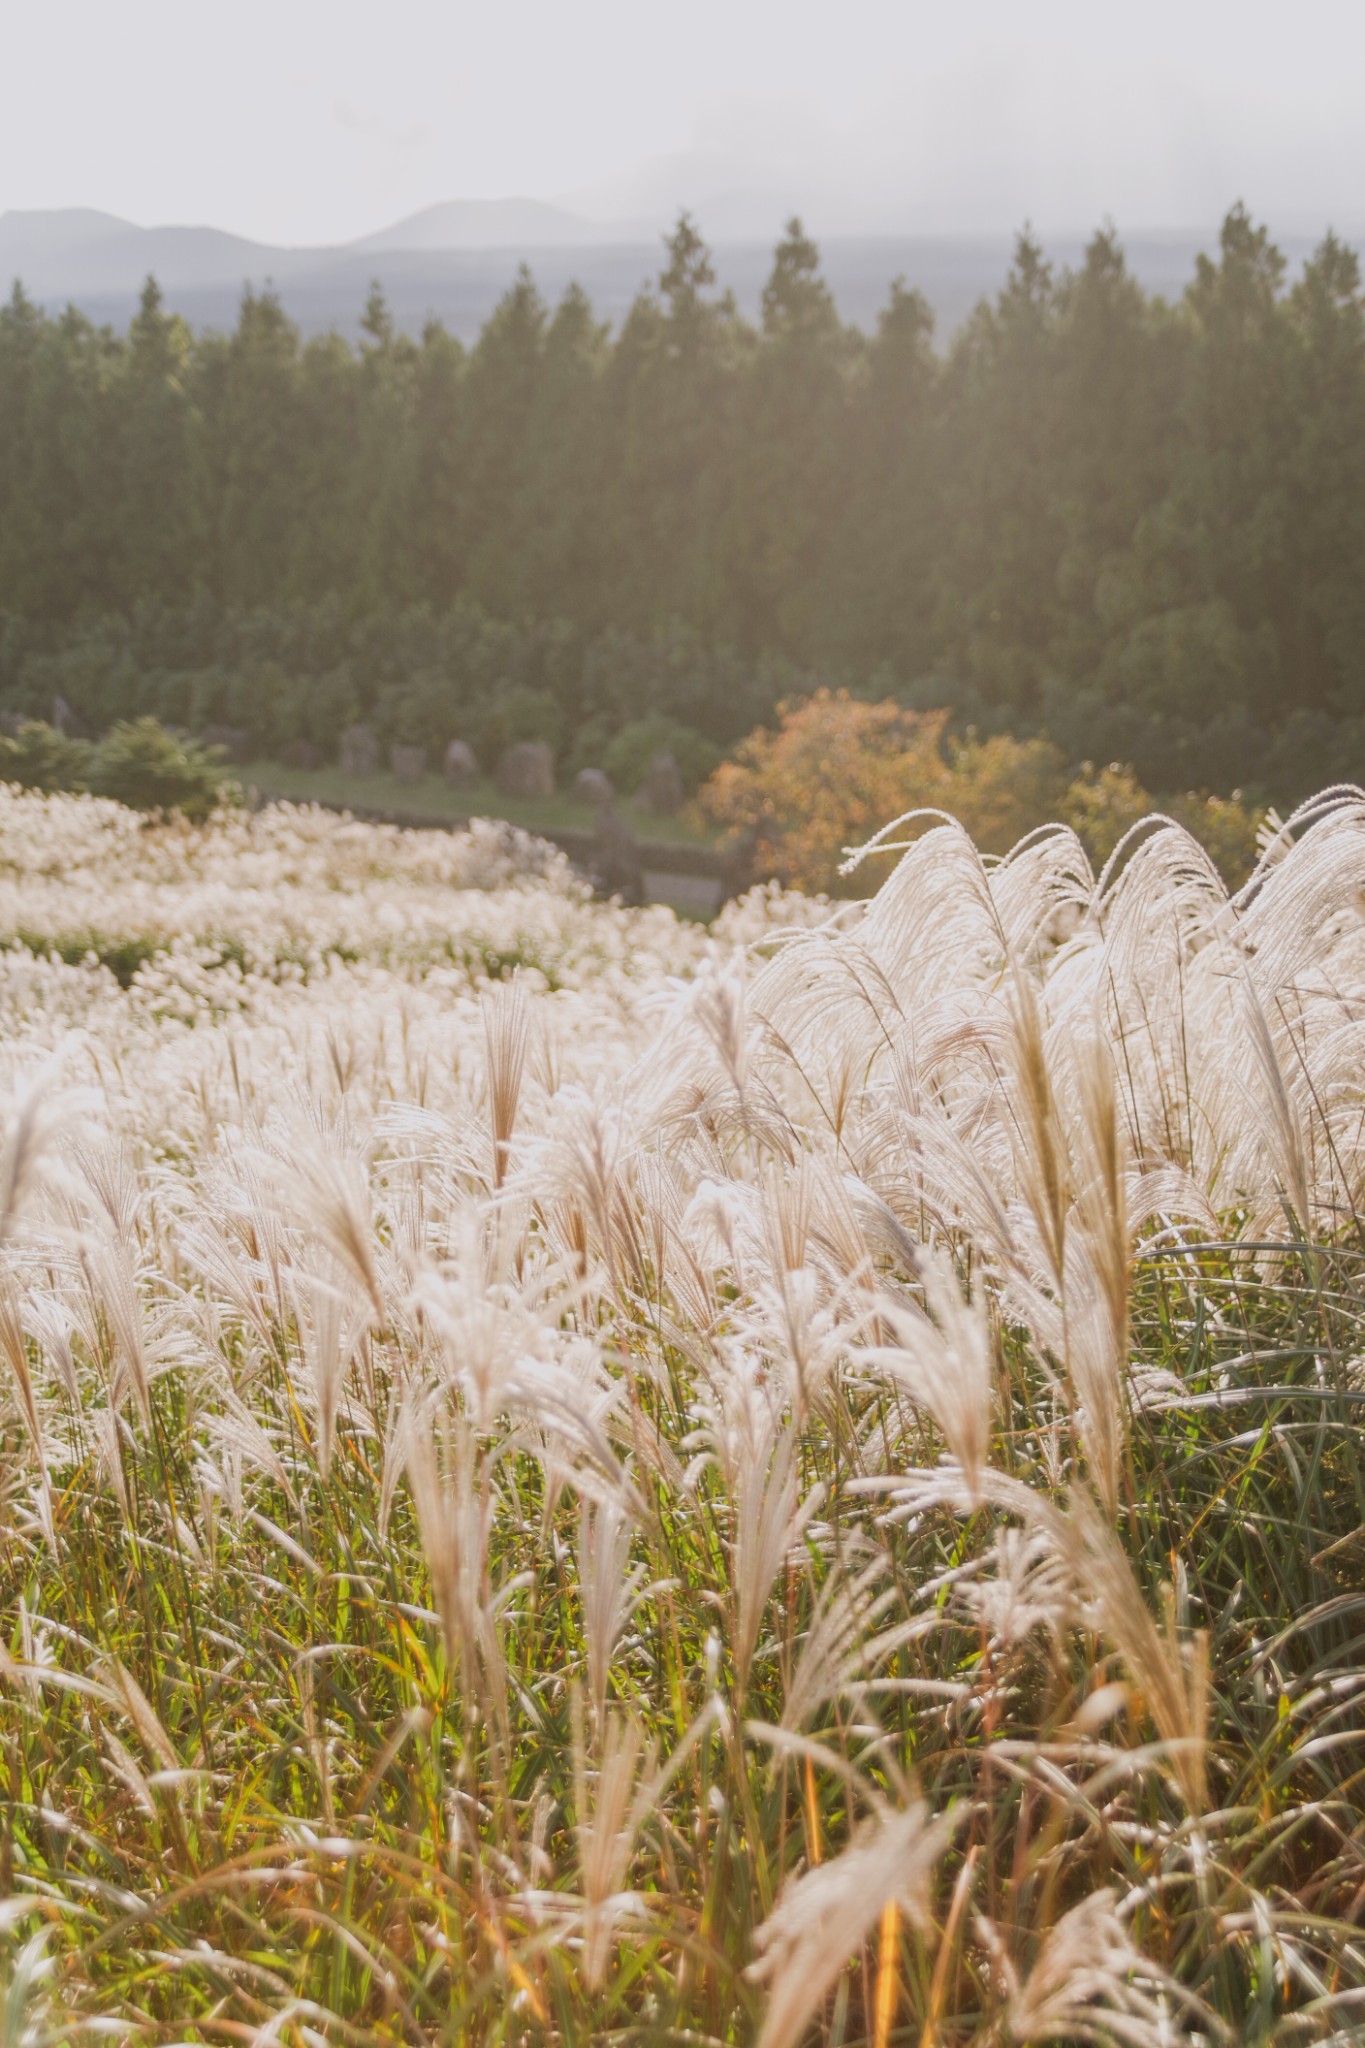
945 731 1069 853
700 692 1264 895
699 690 953 894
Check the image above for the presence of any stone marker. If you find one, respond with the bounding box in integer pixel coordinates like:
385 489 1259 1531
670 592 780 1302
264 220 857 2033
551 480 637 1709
201 723 253 765
719 824 760 904
444 738 478 788
280 737 322 771
590 804 646 906
641 748 684 815
573 765 615 807
496 740 555 800
339 723 379 776
390 743 427 785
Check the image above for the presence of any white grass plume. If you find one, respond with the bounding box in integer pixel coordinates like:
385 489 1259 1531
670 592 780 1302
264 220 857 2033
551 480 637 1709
749 1799 957 2048
570 1696 659 1991
483 975 530 1191
577 1494 646 1727
1068 1491 1210 1816
856 1248 996 1506
979 1887 1222 2045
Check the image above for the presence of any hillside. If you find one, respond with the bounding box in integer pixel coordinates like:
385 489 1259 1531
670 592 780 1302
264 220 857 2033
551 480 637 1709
0 780 1360 2037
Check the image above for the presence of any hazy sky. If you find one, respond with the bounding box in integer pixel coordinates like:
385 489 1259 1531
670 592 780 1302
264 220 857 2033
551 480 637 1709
7 0 1364 244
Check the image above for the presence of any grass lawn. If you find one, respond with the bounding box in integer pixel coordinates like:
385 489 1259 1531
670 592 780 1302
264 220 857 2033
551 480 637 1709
246 761 717 848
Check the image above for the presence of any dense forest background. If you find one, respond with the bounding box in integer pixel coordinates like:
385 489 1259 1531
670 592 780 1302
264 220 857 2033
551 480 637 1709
2 205 1363 800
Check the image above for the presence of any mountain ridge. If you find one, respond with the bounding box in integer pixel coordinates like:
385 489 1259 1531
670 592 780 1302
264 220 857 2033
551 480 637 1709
0 201 1340 348
350 197 606 252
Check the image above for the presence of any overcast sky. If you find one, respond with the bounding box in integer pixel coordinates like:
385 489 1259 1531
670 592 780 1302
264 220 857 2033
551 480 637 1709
7 0 1364 245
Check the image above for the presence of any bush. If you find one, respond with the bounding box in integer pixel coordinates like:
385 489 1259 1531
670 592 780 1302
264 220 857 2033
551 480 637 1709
944 731 1069 854
0 720 94 794
1169 789 1264 884
1060 762 1153 866
229 659 297 757
702 696 1267 895
1060 764 1263 882
85 718 234 822
488 686 567 758
565 713 615 781
604 717 722 798
700 692 953 894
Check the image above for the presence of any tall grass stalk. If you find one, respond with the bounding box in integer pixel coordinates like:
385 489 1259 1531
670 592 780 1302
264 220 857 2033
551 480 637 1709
0 787 1360 2040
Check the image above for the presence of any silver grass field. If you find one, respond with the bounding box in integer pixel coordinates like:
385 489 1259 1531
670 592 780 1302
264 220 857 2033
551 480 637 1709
0 784 1361 2044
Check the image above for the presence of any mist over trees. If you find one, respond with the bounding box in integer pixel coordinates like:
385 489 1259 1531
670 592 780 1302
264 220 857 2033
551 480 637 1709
2 205 1363 799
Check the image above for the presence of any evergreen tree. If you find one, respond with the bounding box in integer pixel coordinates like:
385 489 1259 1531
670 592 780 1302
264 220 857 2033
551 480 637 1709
459 265 548 617
516 282 610 622
1281 233 1365 715
353 282 422 607
406 319 467 608
724 219 853 653
122 277 199 602
203 287 306 603
0 283 54 616
817 277 940 676
0 205 1362 799
603 215 750 634
936 229 1065 718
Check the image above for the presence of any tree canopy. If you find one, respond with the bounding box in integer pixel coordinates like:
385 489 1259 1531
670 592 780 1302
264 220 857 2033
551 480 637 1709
3 207 1364 799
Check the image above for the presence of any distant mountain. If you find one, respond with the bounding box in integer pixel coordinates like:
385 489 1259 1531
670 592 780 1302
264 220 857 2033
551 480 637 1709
0 207 137 263
0 210 308 298
0 197 615 303
0 207 152 298
0 203 1336 349
352 197 605 252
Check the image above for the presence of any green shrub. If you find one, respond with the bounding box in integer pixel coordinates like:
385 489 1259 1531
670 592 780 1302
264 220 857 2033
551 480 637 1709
565 714 615 781
604 717 722 797
1169 788 1264 884
86 718 234 822
484 685 567 759
0 720 94 793
1060 761 1152 866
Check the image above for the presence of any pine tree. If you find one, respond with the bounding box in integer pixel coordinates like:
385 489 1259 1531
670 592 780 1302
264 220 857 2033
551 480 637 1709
122 277 198 601
723 219 853 653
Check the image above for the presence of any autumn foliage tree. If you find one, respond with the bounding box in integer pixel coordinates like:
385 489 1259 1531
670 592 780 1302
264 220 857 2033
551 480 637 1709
699 692 1092 891
699 690 952 893
700 692 1265 893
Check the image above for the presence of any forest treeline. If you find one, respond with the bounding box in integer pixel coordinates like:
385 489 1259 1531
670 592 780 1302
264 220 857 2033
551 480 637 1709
3 205 1365 799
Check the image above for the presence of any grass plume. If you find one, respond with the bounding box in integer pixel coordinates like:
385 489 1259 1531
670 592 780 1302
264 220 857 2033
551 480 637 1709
0 786 1357 2038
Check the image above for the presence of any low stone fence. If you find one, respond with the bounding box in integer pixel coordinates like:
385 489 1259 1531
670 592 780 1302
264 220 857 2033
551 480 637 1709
248 786 729 911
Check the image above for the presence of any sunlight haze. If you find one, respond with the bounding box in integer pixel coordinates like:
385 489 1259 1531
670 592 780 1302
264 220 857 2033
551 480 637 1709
7 0 1365 244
